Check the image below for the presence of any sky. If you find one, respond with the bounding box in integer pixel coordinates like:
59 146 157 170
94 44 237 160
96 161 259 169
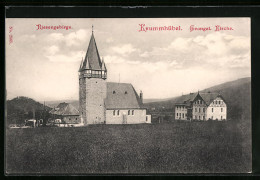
6 18 251 101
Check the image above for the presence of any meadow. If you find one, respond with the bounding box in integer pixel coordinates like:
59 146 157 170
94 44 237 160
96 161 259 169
5 121 251 174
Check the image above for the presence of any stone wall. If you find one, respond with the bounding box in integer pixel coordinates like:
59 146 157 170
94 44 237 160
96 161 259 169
79 76 107 125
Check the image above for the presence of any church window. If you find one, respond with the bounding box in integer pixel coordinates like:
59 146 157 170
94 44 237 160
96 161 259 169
117 110 120 116
128 110 130 115
199 108 200 113
132 110 134 115
113 110 116 116
212 108 214 112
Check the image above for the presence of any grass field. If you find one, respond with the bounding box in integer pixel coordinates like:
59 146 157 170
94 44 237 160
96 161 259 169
5 121 251 174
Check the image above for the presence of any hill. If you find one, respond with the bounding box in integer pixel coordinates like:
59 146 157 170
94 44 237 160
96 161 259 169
46 100 79 110
144 77 251 120
6 96 51 125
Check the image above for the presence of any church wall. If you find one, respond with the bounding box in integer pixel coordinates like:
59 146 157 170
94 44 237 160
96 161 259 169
79 77 86 124
85 78 107 124
106 109 148 124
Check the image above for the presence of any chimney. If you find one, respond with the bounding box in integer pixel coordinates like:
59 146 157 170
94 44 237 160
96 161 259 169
140 90 143 104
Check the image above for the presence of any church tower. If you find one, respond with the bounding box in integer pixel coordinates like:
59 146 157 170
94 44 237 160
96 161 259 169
79 27 107 125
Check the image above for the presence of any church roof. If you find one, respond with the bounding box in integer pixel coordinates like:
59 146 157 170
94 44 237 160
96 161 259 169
81 33 102 71
49 102 79 116
105 82 144 109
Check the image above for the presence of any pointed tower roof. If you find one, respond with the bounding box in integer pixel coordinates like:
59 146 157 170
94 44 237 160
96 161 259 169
81 31 102 70
101 57 107 71
78 58 83 72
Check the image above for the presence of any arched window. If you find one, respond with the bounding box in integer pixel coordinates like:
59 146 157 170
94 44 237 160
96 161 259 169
113 110 116 116
117 110 120 116
132 110 134 115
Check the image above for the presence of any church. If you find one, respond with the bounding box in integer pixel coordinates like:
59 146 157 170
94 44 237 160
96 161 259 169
78 29 151 125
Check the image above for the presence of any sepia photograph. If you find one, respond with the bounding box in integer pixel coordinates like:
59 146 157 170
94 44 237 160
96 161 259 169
5 17 251 174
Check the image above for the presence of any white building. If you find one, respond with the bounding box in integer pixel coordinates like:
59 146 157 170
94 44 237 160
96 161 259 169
175 92 227 121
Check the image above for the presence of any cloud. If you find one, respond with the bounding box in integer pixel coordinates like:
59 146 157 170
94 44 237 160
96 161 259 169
140 51 149 57
106 37 114 43
64 29 89 47
46 50 84 62
111 44 137 56
45 45 59 55
138 32 250 70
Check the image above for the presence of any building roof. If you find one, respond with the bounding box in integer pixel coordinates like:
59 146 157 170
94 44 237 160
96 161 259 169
105 82 144 109
199 92 220 105
81 33 103 71
175 92 224 106
50 102 79 116
175 93 197 106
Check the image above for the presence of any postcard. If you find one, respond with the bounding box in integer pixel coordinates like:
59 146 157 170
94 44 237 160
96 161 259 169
5 17 251 174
